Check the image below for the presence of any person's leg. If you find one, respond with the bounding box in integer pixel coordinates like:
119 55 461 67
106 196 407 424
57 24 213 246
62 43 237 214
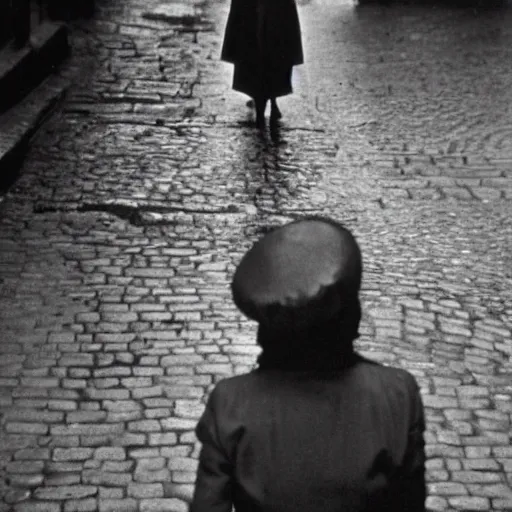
270 98 282 121
255 97 267 128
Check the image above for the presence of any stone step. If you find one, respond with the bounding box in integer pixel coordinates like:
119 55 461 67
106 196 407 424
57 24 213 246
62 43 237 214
0 75 68 192
0 21 68 114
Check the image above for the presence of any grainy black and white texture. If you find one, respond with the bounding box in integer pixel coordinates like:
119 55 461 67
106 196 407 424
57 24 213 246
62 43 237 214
0 0 511 511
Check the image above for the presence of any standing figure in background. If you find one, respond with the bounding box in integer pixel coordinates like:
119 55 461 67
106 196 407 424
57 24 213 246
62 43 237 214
190 216 427 512
221 0 304 128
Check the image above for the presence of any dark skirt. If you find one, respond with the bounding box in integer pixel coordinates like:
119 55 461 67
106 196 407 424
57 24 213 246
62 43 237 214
232 62 293 100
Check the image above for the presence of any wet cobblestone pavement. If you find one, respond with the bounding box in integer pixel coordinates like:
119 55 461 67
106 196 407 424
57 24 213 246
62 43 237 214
0 0 511 510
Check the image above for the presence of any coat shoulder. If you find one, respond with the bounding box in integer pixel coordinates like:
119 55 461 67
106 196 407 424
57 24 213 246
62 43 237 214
211 372 259 398
355 358 423 423
357 356 420 390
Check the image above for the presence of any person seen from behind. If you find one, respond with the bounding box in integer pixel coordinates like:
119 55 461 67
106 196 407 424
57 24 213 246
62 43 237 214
190 216 427 512
221 0 304 128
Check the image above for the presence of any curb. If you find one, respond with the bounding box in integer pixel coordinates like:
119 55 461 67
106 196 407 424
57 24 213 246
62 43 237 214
0 21 69 192
0 22 68 114
0 76 68 192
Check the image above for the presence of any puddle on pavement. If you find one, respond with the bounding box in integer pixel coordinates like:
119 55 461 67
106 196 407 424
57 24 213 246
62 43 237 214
303 0 511 5
142 2 206 25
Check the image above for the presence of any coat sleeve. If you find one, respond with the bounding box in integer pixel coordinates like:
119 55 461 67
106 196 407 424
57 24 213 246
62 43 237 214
190 387 234 512
394 376 427 511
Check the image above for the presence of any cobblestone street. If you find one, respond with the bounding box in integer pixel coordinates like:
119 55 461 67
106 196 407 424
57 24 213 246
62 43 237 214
0 0 511 510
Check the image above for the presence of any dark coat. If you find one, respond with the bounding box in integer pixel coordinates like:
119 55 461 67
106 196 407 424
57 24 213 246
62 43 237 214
190 356 426 512
221 0 304 69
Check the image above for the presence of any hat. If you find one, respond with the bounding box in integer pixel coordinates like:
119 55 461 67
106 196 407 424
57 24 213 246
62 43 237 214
231 218 362 330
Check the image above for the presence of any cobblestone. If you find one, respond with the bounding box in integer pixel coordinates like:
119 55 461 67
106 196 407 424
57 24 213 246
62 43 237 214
140 499 188 512
53 448 94 461
13 503 61 512
98 499 137 512
64 499 97 512
33 486 97 500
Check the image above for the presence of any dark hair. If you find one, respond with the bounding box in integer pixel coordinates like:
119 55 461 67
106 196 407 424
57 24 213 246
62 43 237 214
256 216 363 372
256 299 361 371
236 215 364 371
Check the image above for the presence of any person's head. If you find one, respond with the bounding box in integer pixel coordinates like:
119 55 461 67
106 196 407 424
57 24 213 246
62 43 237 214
231 216 363 370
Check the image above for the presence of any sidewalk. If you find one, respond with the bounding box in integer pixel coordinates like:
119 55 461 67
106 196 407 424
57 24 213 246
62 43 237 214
0 0 511 511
